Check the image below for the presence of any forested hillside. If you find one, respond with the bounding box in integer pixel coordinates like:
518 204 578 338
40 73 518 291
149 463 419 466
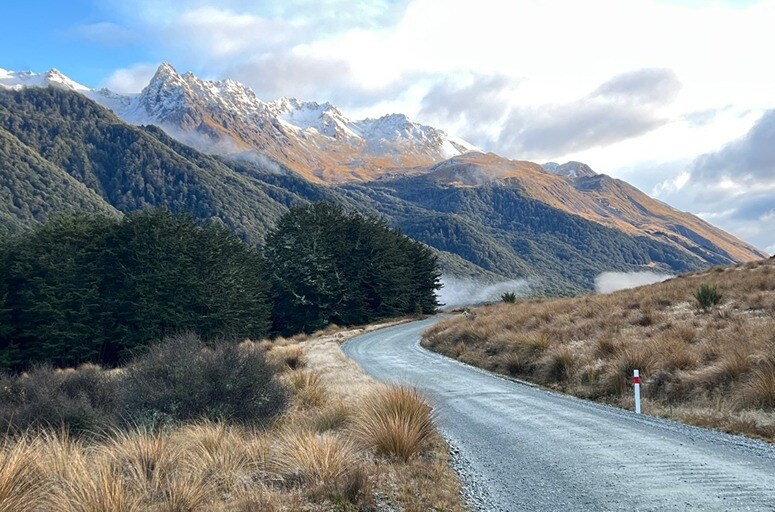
0 88 289 244
0 88 752 293
341 179 707 293
0 127 118 232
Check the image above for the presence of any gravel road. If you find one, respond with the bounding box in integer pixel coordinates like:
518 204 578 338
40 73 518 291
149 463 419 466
342 316 775 511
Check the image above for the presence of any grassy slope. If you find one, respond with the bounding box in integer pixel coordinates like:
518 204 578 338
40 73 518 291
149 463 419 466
423 258 775 441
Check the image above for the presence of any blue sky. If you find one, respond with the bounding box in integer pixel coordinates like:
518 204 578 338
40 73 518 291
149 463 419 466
3 0 775 253
1 0 141 83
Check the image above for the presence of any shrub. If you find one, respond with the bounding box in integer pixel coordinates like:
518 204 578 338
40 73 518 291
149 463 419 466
501 292 517 303
351 386 434 461
0 364 119 435
694 283 722 312
121 333 287 428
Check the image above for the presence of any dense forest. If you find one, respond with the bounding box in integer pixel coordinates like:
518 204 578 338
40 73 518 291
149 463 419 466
267 203 440 334
0 205 440 370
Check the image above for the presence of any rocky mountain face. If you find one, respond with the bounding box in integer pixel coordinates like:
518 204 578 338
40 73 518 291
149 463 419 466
0 67 768 293
422 153 765 264
1 64 477 183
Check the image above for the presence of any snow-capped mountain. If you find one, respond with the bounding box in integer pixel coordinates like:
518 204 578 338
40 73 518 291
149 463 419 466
0 68 90 92
0 64 478 183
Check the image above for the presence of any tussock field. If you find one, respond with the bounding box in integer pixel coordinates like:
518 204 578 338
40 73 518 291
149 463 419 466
424 258 775 441
0 323 466 511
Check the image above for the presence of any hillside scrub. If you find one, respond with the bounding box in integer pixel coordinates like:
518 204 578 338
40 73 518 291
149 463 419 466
423 258 775 441
0 333 286 435
0 324 466 511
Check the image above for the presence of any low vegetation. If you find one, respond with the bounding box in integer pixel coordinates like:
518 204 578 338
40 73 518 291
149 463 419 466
501 291 517 303
0 325 466 511
0 333 286 435
424 258 775 441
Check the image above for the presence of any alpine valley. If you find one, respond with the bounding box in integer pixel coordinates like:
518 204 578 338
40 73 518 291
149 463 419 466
0 64 767 294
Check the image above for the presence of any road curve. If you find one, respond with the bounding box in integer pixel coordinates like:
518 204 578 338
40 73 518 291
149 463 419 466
342 316 775 512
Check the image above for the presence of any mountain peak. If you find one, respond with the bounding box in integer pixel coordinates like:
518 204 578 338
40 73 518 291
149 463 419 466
148 63 185 87
156 62 179 76
542 161 597 178
0 63 479 182
0 67 88 92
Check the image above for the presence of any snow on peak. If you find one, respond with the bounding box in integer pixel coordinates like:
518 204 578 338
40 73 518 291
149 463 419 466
0 68 89 92
542 161 597 178
265 97 358 138
132 63 266 125
0 63 480 175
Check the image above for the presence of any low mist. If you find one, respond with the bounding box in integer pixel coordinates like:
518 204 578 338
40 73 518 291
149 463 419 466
594 271 672 294
437 276 530 309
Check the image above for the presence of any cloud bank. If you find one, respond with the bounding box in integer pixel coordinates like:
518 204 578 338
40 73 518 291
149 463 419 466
594 271 673 294
437 276 530 309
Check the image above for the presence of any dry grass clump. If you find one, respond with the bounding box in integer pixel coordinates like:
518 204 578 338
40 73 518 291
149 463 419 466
351 385 435 461
266 345 306 372
54 462 141 512
424 258 775 441
0 437 48 512
271 431 357 485
284 370 327 408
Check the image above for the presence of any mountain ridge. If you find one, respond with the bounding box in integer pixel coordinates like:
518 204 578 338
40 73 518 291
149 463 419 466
0 64 478 183
0 72 767 293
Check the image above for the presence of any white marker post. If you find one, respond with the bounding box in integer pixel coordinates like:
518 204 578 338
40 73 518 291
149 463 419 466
633 369 641 414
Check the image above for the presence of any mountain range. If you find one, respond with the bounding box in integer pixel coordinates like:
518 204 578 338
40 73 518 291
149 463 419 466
0 64 767 294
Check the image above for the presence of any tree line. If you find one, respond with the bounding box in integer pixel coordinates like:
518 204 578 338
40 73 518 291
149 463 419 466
0 203 440 370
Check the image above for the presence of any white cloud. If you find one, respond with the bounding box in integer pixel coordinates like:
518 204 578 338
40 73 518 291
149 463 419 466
437 276 530 308
103 63 158 93
652 171 690 197
594 272 673 294
71 22 139 46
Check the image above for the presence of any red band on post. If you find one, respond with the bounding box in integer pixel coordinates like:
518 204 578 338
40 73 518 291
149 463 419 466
633 376 640 384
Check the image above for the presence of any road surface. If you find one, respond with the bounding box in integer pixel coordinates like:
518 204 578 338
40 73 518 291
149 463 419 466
342 316 775 511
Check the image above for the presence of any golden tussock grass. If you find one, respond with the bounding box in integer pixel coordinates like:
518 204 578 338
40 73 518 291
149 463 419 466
424 258 775 441
351 385 435 461
0 437 48 512
0 323 466 512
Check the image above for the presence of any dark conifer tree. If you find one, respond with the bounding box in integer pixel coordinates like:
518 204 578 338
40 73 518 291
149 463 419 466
265 202 440 335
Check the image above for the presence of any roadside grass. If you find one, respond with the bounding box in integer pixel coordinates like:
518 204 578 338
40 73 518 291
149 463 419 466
0 321 466 511
424 258 775 441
